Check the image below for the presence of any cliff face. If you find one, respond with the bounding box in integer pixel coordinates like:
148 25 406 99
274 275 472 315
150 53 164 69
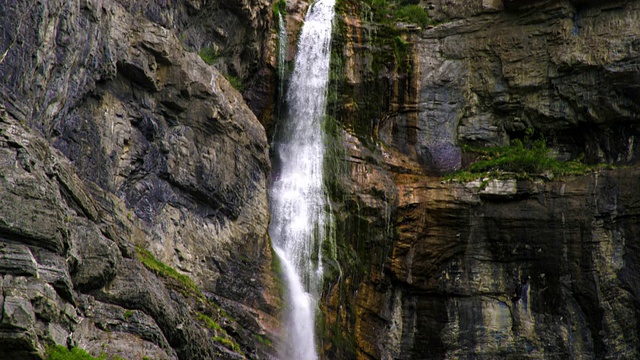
415 0 640 170
0 0 279 359
3 0 640 359
321 0 640 359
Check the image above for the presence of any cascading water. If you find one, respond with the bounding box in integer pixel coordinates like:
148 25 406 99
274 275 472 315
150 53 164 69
268 0 336 359
277 12 288 99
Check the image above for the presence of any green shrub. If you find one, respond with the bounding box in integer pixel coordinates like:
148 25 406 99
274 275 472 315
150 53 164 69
445 131 608 182
394 4 432 28
198 47 218 65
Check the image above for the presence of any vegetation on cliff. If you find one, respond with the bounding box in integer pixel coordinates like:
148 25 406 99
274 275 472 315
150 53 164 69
447 130 612 182
136 246 201 296
46 346 129 360
341 0 434 28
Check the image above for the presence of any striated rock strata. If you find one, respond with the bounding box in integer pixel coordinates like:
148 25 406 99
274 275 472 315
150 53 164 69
320 0 640 359
0 0 280 359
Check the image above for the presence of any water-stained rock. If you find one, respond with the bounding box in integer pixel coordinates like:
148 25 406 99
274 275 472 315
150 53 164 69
322 1 640 359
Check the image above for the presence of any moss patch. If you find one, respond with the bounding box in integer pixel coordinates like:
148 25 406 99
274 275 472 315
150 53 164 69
273 0 287 18
45 346 126 360
254 334 273 347
197 312 223 331
394 4 433 28
135 246 201 296
212 336 242 353
360 0 434 28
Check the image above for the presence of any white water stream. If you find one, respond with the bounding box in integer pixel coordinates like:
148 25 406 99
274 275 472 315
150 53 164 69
268 0 336 359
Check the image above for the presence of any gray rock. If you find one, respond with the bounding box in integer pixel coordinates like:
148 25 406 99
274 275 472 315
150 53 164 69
0 244 38 277
0 0 280 358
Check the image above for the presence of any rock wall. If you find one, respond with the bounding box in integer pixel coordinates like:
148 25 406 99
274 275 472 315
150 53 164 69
0 0 280 359
414 0 640 170
321 0 640 359
3 0 640 358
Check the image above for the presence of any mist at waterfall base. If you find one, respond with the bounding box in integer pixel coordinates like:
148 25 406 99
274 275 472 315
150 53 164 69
268 0 336 359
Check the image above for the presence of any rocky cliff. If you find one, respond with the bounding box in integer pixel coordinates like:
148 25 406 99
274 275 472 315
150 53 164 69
3 0 640 359
0 0 280 359
320 0 640 359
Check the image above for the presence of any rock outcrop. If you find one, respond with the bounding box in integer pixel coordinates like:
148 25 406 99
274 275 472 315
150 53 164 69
0 0 279 359
320 0 640 359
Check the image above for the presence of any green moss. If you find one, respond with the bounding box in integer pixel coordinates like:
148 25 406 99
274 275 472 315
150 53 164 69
198 47 218 65
253 334 273 346
212 336 241 353
197 312 223 331
363 0 393 24
123 310 133 320
393 36 411 74
135 246 201 296
45 346 128 360
360 0 434 28
46 346 104 360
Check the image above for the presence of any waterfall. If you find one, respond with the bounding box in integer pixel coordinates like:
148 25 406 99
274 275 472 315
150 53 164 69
268 0 336 359
277 12 288 98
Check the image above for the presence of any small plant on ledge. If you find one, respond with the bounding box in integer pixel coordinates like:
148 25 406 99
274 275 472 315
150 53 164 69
445 130 612 183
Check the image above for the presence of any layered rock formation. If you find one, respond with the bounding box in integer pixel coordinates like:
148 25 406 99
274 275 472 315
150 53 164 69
320 0 640 359
3 0 640 359
0 0 279 359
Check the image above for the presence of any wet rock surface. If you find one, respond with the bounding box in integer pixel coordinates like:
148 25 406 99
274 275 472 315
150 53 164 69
321 0 640 359
324 137 640 359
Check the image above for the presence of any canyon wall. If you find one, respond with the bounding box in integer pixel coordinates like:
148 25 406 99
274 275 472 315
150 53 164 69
0 0 280 359
2 0 640 359
321 0 640 358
